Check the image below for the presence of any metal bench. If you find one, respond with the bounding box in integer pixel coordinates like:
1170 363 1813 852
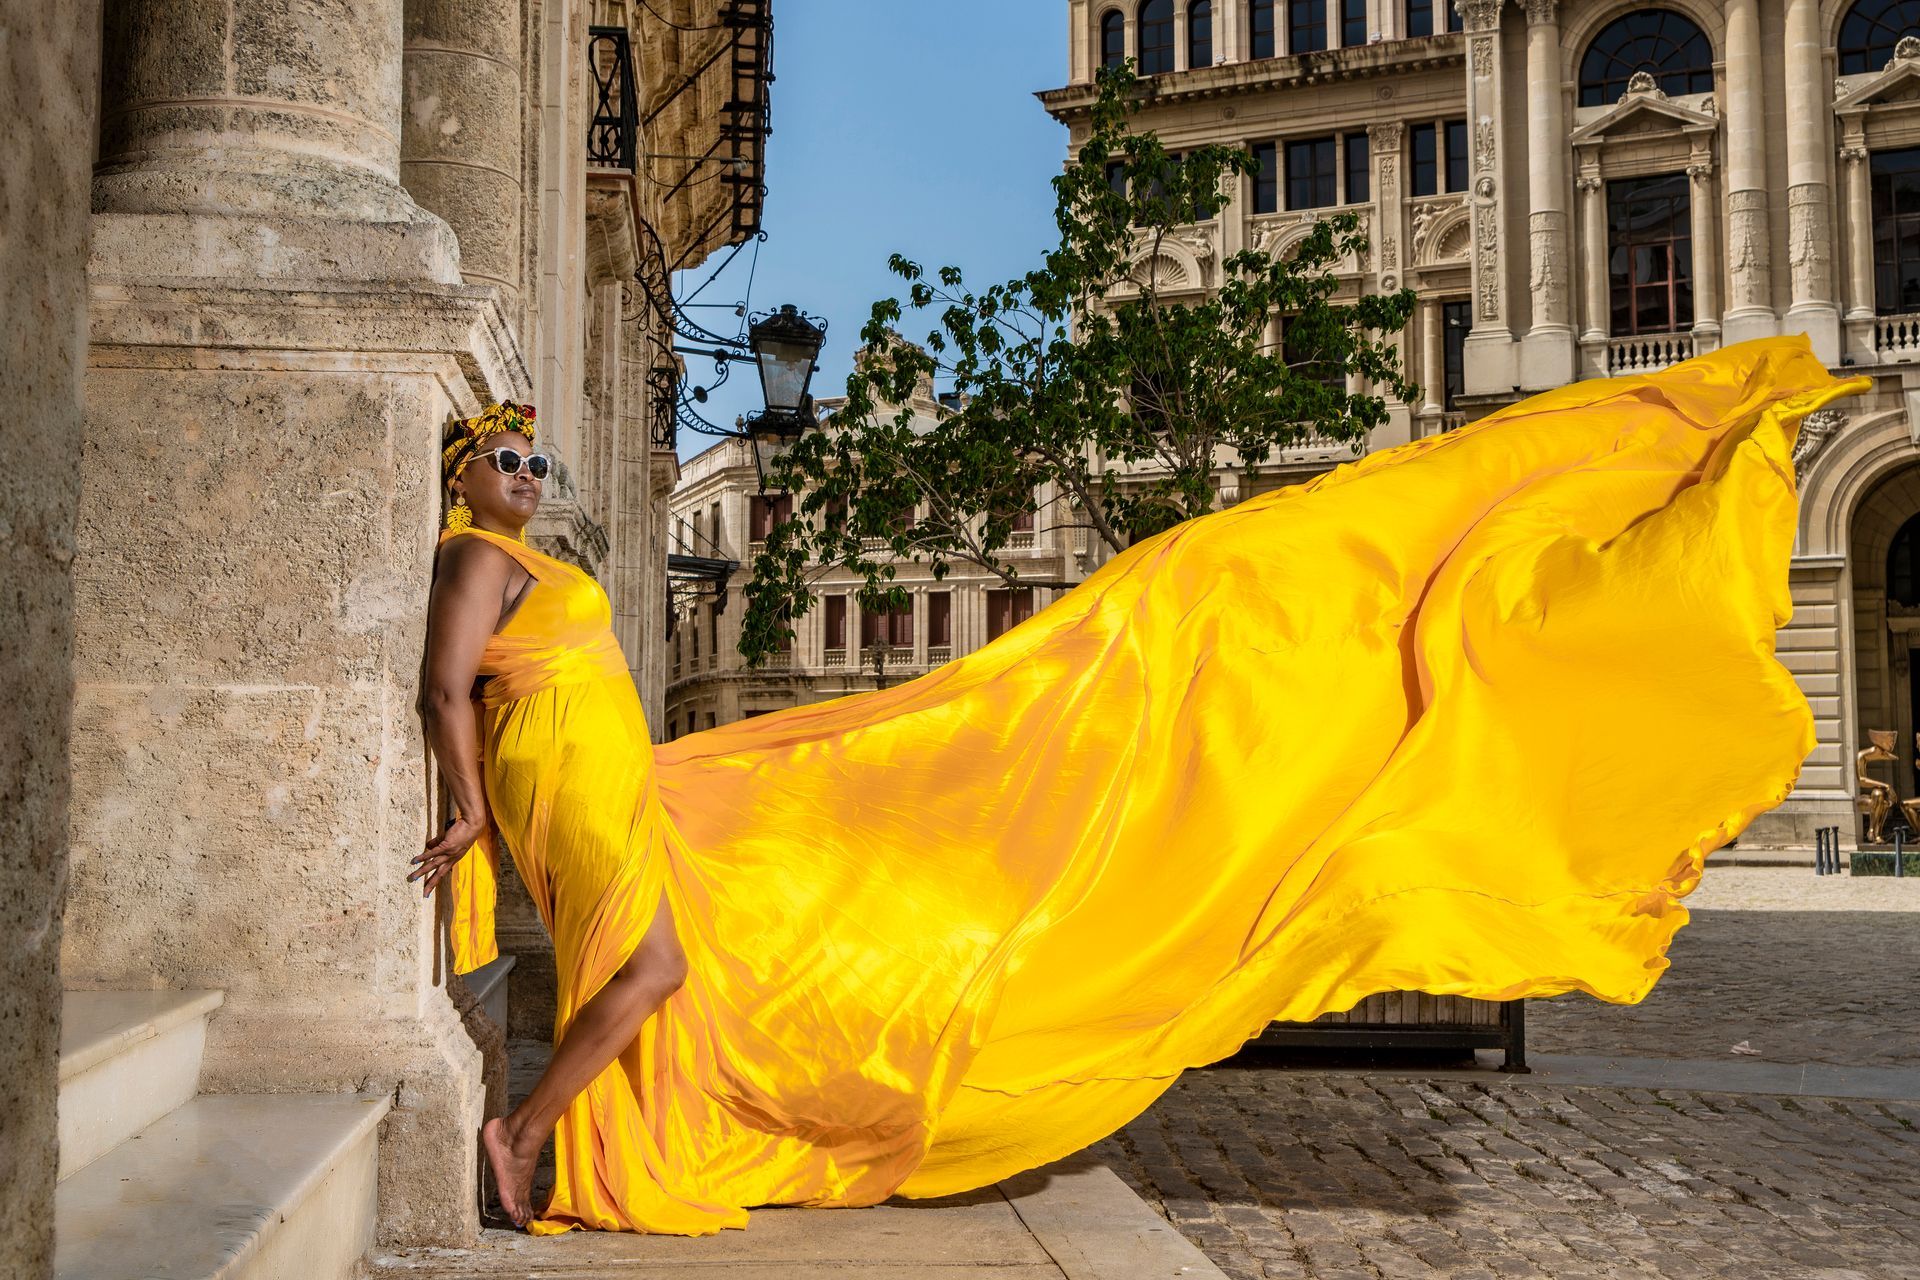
1254 994 1528 1072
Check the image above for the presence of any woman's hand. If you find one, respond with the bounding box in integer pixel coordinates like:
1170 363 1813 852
411 813 489 898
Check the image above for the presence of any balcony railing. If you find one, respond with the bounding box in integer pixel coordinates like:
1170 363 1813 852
587 27 637 170
762 650 791 670
927 644 953 665
824 648 847 668
1873 314 1920 364
1607 332 1695 376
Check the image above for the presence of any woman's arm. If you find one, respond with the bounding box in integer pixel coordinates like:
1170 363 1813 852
411 538 515 897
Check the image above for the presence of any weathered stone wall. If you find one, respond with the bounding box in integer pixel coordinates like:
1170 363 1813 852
1 7 100 1278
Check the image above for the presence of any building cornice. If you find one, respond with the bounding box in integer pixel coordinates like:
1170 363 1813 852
1038 35 1467 121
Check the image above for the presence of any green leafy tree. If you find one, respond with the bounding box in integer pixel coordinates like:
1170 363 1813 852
739 63 1417 667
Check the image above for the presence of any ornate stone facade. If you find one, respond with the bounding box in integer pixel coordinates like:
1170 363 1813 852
1046 1 1920 846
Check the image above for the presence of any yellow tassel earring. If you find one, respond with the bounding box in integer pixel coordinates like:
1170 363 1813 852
445 497 474 533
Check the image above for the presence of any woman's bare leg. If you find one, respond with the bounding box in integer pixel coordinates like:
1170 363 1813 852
483 895 685 1226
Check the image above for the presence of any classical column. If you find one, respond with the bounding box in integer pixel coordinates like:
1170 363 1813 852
73 0 513 1248
1175 0 1191 71
1687 158 1722 352
1071 0 1092 83
1420 299 1445 420
1784 0 1841 362
402 0 525 307
1721 0 1777 343
1842 142 1873 321
1519 0 1574 388
1460 0 1517 394
1371 121 1410 437
1576 170 1609 375
1219 0 1243 63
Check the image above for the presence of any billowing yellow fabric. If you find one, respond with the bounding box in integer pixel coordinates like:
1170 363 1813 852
446 335 1864 1235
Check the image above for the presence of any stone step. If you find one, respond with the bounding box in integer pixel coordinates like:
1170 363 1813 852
464 954 516 1033
59 989 224 1180
55 1092 390 1280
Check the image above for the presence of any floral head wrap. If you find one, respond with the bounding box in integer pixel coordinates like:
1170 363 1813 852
442 402 538 489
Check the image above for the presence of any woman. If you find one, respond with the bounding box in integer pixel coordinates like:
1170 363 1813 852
416 337 1863 1236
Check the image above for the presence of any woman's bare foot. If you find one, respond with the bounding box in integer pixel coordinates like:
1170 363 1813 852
480 1115 541 1228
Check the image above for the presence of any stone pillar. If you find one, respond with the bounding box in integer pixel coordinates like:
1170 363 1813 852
3 7 99 1277
1219 0 1243 63
1519 0 1574 389
72 0 518 1248
1576 169 1609 376
1784 0 1841 363
1071 0 1092 82
1370 120 1411 441
1721 0 1777 344
1174 0 1191 71
1420 299 1446 420
1378 0 1403 41
1460 0 1517 394
1838 116 1879 364
1687 158 1722 353
402 0 526 308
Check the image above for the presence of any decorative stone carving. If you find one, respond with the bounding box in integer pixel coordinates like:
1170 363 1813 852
1792 408 1847 467
1523 0 1557 25
1841 144 1869 166
1368 121 1405 151
1898 35 1920 62
1164 224 1217 265
1471 35 1495 77
1412 198 1468 262
1475 202 1500 320
1528 212 1562 314
1475 120 1496 176
1459 0 1502 33
1625 70 1667 98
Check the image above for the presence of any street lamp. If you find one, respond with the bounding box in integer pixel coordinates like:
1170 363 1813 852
743 304 828 493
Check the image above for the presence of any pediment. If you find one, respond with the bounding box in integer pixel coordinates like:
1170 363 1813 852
1837 45 1920 111
1570 91 1716 146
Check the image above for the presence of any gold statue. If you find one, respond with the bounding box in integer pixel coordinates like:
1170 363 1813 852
1856 730 1900 844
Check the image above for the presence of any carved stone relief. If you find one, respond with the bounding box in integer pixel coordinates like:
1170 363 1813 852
1792 408 1847 468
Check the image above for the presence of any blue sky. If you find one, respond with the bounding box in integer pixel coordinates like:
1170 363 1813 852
672 1 1068 458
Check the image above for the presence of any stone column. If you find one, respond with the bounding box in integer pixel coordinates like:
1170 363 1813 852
72 0 517 1249
1687 158 1722 352
1576 169 1609 376
402 0 526 308
1721 0 1776 344
1175 0 1191 71
1379 0 1403 41
1071 0 1092 82
1519 0 1574 388
1219 0 1243 63
1835 136 1881 364
1420 299 1446 420
3 7 99 1277
1460 0 1517 394
1784 0 1841 362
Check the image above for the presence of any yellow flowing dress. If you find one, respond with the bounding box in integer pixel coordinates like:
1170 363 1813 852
447 335 1864 1235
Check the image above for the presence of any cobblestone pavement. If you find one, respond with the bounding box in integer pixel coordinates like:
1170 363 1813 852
1090 1072 1920 1280
1087 870 1920 1278
1527 870 1920 1068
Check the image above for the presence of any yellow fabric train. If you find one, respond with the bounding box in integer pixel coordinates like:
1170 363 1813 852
446 334 1863 1235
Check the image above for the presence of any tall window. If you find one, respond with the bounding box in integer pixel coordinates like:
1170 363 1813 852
1406 0 1460 37
1289 0 1328 53
748 492 791 542
1286 135 1338 209
1343 131 1370 203
1101 9 1126 67
1340 0 1366 45
1250 0 1277 58
859 600 913 650
824 595 847 652
1444 117 1468 192
1139 0 1175 73
1442 301 1471 411
1579 11 1713 107
988 588 1036 640
1607 173 1693 336
1872 147 1920 315
1252 141 1279 214
927 592 953 647
1190 0 1214 67
1409 122 1437 196
1841 1 1920 75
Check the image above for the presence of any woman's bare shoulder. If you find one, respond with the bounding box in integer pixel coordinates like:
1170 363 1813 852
434 533 519 587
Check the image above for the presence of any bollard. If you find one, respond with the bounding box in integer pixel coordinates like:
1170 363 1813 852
1901 828 1908 879
1815 827 1827 875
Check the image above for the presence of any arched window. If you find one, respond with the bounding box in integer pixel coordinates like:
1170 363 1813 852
1139 0 1176 74
1840 0 1920 75
1578 10 1714 107
1190 0 1214 68
1890 513 1920 606
1100 9 1126 68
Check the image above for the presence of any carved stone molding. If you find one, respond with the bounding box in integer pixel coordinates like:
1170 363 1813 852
1625 70 1667 99
1459 0 1502 33
1523 0 1558 26
1367 121 1405 152
1793 408 1848 468
1787 182 1835 299
1411 197 1469 262
1471 34 1495 77
1475 202 1500 320
1898 34 1920 63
